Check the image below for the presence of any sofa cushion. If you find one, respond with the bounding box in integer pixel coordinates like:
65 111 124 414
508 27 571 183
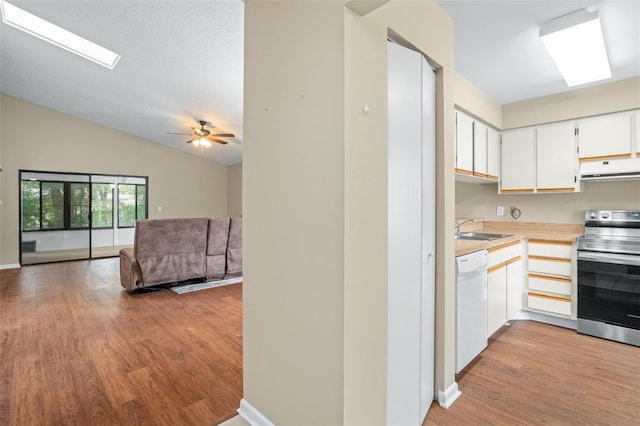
226 217 242 276
206 217 230 280
207 217 230 255
134 218 208 286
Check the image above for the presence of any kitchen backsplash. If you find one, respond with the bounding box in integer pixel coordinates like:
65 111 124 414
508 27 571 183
456 180 640 224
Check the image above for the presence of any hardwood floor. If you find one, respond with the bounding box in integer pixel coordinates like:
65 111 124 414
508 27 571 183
0 259 242 425
4 259 640 425
424 320 640 425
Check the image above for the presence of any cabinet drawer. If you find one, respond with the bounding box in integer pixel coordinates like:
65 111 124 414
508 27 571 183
528 273 571 296
488 241 521 268
528 256 572 277
528 240 572 259
528 292 571 316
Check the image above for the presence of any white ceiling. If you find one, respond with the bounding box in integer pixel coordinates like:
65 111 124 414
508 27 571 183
437 0 640 105
1 1 639 166
0 0 245 165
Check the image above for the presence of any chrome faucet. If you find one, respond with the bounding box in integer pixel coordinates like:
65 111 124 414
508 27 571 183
455 219 474 235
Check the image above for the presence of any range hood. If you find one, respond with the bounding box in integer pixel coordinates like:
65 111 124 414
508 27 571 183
580 158 640 181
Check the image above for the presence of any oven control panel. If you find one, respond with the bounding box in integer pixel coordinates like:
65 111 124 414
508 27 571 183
585 210 640 223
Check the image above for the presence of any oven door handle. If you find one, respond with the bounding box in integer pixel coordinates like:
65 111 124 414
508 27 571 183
578 251 640 266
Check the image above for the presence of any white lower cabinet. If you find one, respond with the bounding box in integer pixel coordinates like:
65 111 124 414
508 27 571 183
526 240 574 318
487 241 523 337
527 293 572 317
506 257 522 319
487 264 508 336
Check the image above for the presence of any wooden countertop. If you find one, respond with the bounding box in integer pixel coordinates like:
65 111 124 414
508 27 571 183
455 220 583 257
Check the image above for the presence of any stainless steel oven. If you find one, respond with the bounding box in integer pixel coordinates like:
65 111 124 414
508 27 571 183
577 210 640 346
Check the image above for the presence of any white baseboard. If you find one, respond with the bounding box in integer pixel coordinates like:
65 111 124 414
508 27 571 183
237 399 275 426
511 310 576 330
0 264 21 270
436 381 461 409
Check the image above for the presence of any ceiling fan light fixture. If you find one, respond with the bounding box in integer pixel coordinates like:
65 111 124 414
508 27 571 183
0 0 121 69
540 8 611 87
201 138 212 148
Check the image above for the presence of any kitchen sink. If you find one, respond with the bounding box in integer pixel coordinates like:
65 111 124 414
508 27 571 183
455 232 512 241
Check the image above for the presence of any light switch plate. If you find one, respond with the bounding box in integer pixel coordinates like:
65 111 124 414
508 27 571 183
496 206 504 216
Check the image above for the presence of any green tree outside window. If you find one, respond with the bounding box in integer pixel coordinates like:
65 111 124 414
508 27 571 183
21 181 41 231
41 182 64 229
91 183 113 228
118 184 136 227
70 183 90 229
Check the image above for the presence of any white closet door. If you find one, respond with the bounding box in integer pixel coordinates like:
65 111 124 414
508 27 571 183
420 54 436 423
388 40 435 425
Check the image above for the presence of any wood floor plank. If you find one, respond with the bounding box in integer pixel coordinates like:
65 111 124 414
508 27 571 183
0 259 242 425
424 320 640 425
8 258 639 425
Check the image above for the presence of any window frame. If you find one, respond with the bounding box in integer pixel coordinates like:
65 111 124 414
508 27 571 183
21 180 68 232
69 182 91 230
90 183 115 230
20 172 149 234
117 183 147 228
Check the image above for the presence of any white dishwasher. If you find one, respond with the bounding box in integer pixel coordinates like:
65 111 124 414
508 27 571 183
456 249 489 374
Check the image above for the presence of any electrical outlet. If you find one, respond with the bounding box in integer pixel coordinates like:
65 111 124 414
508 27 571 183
496 206 504 216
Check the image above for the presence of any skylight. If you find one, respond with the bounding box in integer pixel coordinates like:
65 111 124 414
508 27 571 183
540 9 611 87
0 0 121 69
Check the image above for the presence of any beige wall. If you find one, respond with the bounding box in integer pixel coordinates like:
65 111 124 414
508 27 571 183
457 77 640 224
456 180 640 224
227 163 242 217
0 94 229 265
243 2 346 424
244 0 455 424
503 77 640 129
454 71 502 129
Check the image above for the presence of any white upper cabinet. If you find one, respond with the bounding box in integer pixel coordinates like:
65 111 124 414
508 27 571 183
577 112 632 162
501 128 536 193
473 121 488 177
487 127 500 180
536 122 579 192
455 109 499 183
455 110 474 175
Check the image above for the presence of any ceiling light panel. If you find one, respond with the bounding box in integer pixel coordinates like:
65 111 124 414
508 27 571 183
540 9 611 87
0 0 121 69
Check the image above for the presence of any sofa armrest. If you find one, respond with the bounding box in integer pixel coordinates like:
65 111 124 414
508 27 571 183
119 247 142 291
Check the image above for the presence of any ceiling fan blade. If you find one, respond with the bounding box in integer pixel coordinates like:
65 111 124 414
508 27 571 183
209 137 229 145
186 137 198 144
166 132 192 135
210 133 235 138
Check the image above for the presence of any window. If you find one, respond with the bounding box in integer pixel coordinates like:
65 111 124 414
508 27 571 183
41 182 65 230
70 183 90 229
21 180 66 231
117 184 147 227
21 181 41 231
21 176 147 232
91 183 113 229
136 185 146 221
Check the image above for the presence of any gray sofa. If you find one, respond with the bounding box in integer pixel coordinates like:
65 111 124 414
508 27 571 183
119 217 242 291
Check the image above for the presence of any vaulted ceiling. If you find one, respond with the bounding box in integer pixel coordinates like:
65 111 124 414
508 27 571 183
1 1 638 165
1 0 244 165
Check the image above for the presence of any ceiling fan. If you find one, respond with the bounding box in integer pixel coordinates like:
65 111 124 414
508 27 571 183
166 120 235 148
